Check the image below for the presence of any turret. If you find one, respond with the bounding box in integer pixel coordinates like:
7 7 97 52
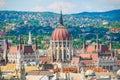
3 38 9 64
34 37 38 50
28 31 32 45
4 38 9 50
109 39 112 51
82 35 86 53
109 39 114 57
96 34 99 52
19 35 24 51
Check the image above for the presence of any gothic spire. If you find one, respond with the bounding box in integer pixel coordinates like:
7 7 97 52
28 31 32 45
82 34 86 52
96 34 99 51
19 35 24 44
59 10 63 25
109 38 112 51
19 35 24 50
34 37 38 50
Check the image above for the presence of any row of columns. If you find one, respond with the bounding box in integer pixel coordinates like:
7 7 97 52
50 40 73 62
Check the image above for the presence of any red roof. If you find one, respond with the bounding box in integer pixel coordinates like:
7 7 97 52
9 46 18 54
86 45 96 53
86 44 108 53
81 60 94 65
72 57 80 63
24 46 34 53
51 26 71 40
100 45 108 53
78 53 98 61
8 45 34 54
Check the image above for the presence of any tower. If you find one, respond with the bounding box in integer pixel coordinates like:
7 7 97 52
109 39 114 57
49 10 73 62
82 35 86 53
109 39 112 51
16 49 22 80
34 37 38 50
16 47 26 80
3 38 9 64
19 35 24 51
34 37 39 62
28 31 32 45
96 34 99 52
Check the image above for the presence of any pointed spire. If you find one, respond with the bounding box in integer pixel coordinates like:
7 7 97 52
82 35 86 52
19 35 24 44
59 10 63 25
96 34 99 52
109 39 112 51
4 37 9 50
28 31 32 45
96 34 99 44
5 50 8 64
34 37 38 50
19 35 24 50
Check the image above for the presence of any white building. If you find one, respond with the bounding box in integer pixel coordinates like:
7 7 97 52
3 32 39 63
47 11 74 62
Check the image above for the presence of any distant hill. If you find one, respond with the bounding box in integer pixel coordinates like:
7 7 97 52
71 9 120 21
0 9 120 28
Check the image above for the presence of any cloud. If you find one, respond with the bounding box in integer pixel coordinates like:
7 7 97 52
31 6 47 12
31 1 76 14
47 2 76 13
84 5 93 11
0 0 5 6
105 0 120 4
31 0 120 13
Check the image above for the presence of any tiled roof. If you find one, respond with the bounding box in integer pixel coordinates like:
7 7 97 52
9 46 18 54
51 26 71 40
24 46 34 53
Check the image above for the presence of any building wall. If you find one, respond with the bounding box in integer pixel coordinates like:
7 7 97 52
49 40 73 62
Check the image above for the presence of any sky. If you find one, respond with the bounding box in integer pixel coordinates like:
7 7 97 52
0 0 120 14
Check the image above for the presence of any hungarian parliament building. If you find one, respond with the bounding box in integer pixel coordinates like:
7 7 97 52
0 11 120 80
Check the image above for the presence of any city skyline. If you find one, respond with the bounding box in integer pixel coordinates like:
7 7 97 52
0 0 120 14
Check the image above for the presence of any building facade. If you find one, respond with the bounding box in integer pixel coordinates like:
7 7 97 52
3 32 39 63
48 11 74 62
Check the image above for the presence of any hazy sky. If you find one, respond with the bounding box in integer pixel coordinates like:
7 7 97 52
0 0 120 14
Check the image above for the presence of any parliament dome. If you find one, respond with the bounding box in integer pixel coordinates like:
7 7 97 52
51 10 71 41
51 25 71 40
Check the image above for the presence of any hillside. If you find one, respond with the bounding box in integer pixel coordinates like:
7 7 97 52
0 9 120 28
0 9 120 49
